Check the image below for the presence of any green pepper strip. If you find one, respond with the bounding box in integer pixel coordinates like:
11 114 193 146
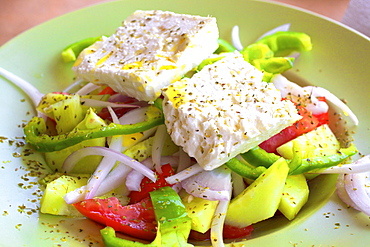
251 57 295 75
197 55 225 71
100 187 193 247
241 43 274 61
256 31 313 57
289 144 358 175
215 38 236 54
287 141 303 172
24 108 164 153
225 157 267 180
240 146 280 168
61 36 104 63
237 144 357 178
153 97 163 112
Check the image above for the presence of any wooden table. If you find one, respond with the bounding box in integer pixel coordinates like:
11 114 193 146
0 0 349 46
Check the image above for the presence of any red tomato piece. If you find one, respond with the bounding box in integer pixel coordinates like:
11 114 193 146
129 164 175 204
313 112 329 126
98 86 117 95
259 104 320 154
189 224 253 240
223 224 254 239
313 96 329 126
73 197 157 241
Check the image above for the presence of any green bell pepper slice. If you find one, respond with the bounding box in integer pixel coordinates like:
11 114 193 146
240 32 309 82
24 105 164 152
240 146 280 168
197 55 225 71
101 186 193 247
289 144 358 175
251 57 295 75
61 36 104 63
215 38 236 54
256 31 312 57
239 144 358 176
241 43 274 61
225 157 267 180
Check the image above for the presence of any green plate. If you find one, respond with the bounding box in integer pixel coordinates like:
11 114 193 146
0 0 369 246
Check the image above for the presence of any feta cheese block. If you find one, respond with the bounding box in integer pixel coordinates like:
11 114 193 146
162 52 302 170
72 10 219 102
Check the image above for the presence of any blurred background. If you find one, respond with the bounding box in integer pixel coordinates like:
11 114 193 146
0 0 350 46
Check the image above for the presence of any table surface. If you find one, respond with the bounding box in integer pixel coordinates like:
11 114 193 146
0 0 350 46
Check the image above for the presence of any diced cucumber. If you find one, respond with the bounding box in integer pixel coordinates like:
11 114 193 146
45 108 106 173
179 190 219 233
225 158 289 227
278 174 309 220
40 174 89 216
123 133 179 162
277 124 340 159
52 94 84 134
37 93 75 118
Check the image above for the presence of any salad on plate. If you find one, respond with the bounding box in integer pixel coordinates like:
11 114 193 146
1 9 369 247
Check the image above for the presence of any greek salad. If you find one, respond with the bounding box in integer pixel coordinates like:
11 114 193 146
1 9 370 247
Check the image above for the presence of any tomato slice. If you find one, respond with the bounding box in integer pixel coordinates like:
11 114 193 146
73 197 157 241
129 164 175 204
259 103 320 154
223 224 254 239
312 96 329 126
98 86 117 95
313 112 329 126
189 224 253 240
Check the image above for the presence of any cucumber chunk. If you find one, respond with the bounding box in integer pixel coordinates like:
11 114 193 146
225 158 289 227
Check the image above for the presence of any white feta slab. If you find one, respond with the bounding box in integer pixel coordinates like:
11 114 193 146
162 52 301 170
72 10 219 102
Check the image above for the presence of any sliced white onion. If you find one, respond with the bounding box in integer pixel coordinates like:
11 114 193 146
310 155 370 174
85 135 123 199
336 174 361 211
119 106 148 124
177 147 192 172
62 146 156 182
272 74 304 98
231 25 244 51
343 172 370 216
126 169 145 192
95 163 132 196
107 106 120 125
231 171 246 197
62 79 86 93
75 82 101 95
305 100 329 115
80 98 140 109
152 124 167 173
171 183 182 193
126 158 153 191
85 156 118 199
181 166 232 201
231 23 291 52
303 86 359 126
0 66 44 109
210 188 231 247
272 74 329 115
165 163 203 184
256 23 291 41
64 185 87 204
